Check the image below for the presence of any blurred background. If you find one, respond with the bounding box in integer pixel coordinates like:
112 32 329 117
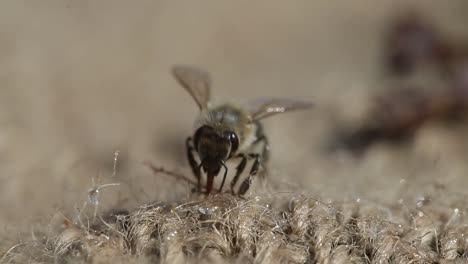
1 0 468 240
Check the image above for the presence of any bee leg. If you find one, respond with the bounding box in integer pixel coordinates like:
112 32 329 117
253 122 270 163
218 162 228 193
230 154 247 194
252 135 270 178
186 137 202 193
238 153 261 196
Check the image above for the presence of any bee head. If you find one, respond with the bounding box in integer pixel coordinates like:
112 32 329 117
193 125 239 175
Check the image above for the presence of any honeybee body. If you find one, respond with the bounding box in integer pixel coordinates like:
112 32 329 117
172 65 312 196
190 104 268 195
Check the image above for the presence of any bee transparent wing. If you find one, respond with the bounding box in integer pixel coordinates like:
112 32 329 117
172 64 211 110
246 97 314 121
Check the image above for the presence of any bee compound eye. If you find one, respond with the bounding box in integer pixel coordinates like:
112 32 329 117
227 132 239 154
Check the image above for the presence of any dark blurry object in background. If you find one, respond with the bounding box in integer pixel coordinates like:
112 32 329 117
329 84 468 155
443 44 468 84
328 10 468 155
385 11 451 76
385 10 468 79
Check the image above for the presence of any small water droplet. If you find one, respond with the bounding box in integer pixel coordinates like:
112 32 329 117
446 208 462 226
166 230 178 241
198 207 208 215
88 188 99 204
416 195 429 207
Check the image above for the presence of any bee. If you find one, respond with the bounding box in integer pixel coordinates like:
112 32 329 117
171 65 313 196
